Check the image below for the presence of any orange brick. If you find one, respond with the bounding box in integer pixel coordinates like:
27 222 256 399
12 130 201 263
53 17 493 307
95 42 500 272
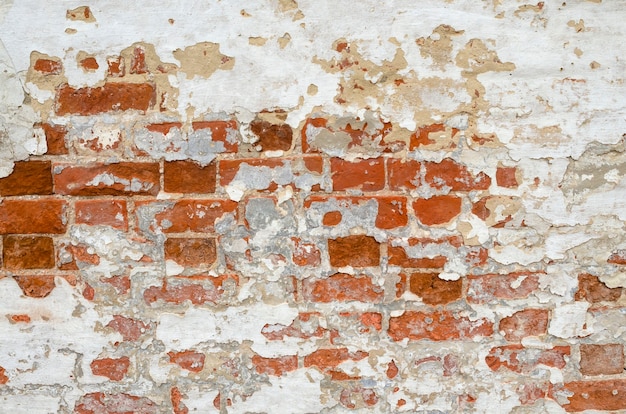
328 235 380 267
0 161 52 196
331 158 385 191
76 200 127 230
56 83 155 115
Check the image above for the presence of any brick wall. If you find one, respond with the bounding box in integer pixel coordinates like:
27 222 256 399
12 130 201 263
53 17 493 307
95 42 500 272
1 2 625 413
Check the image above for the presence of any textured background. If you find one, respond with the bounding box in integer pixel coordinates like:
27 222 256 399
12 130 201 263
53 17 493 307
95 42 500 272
0 1 625 412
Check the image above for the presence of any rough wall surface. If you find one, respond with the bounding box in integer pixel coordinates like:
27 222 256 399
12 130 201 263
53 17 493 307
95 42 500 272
0 1 625 413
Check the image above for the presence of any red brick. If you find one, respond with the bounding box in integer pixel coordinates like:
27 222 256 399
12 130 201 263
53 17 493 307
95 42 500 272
486 345 570 373
413 195 462 225
164 161 217 193
261 313 327 341
252 355 298 376
164 238 216 268
144 280 218 306
0 199 65 234
192 120 239 153
90 357 130 381
131 46 147 74
13 275 56 298
0 161 52 196
388 158 491 191
76 199 127 230
168 350 205 373
552 379 626 412
106 315 150 342
170 387 188 414
75 393 157 414
304 348 368 370
331 158 385 191
387 245 447 268
40 123 68 155
408 272 462 305
340 387 378 408
291 237 321 266
303 274 384 303
496 166 519 188
107 56 125 77
575 273 622 303
328 235 380 267
80 57 99 71
323 211 342 226
3 236 54 269
54 162 160 196
0 366 7 384
10 314 31 323
608 249 626 265
466 272 541 303
410 123 446 148
388 310 493 341
306 195 408 229
141 200 237 234
34 58 62 74
250 120 293 151
580 344 624 376
386 360 399 379
499 309 549 342
56 83 155 116
219 156 323 190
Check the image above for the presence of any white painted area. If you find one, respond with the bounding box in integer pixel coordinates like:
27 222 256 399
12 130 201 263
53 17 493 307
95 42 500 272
156 304 298 356
548 302 591 339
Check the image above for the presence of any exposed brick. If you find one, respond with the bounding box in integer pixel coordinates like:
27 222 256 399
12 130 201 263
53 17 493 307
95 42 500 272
291 238 321 266
164 161 217 193
90 357 130 381
13 275 56 298
56 83 155 116
0 367 7 384
413 195 462 225
608 249 626 265
408 272 462 305
10 314 31 323
107 56 125 77
575 273 622 303
580 344 624 376
486 345 570 373
140 199 237 234
250 120 293 151
388 158 491 191
409 123 447 148
0 161 52 196
303 274 384 303
0 199 66 234
252 355 298 376
306 195 408 229
496 166 519 188
387 245 447 268
54 162 160 196
3 236 55 269
144 280 218 305
499 309 549 342
328 235 380 267
131 46 147 74
164 238 217 268
34 58 62 74
466 272 541 303
304 348 368 370
386 360 399 379
388 311 493 341
170 387 188 414
76 199 128 230
75 393 157 414
323 211 342 226
192 120 239 152
168 350 206 373
330 158 385 191
80 57 99 71
261 312 327 341
40 123 68 155
106 316 150 342
552 379 626 412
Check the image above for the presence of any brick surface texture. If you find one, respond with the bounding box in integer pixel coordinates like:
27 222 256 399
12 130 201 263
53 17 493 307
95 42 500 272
0 2 625 413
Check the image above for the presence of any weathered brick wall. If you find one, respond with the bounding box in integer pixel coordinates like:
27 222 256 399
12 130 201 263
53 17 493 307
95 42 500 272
1 1 625 413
